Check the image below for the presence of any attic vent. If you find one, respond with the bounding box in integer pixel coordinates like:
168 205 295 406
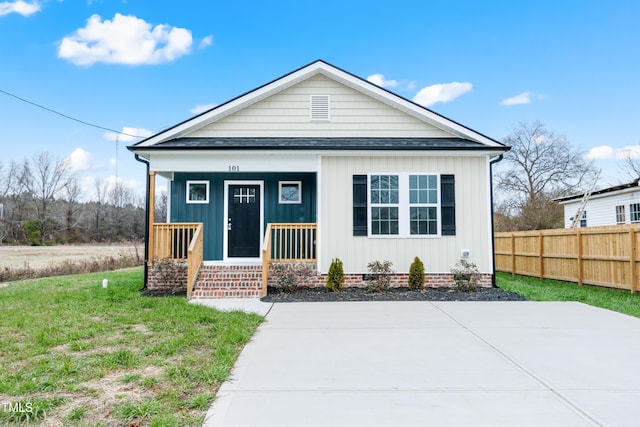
310 95 330 120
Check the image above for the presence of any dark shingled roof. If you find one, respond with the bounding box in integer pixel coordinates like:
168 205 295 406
555 179 640 202
143 137 505 151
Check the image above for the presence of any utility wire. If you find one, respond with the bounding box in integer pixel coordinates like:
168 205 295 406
0 88 145 139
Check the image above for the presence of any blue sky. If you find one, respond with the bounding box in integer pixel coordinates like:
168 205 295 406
1 0 639 200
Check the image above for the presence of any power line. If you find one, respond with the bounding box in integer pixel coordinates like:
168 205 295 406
0 87 145 139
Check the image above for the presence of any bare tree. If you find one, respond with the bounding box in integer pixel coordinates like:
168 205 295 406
20 152 74 244
61 177 84 242
496 121 596 230
619 150 640 181
155 191 168 223
92 178 109 241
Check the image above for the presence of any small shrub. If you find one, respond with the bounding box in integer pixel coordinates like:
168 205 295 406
451 258 480 292
272 263 315 293
408 256 425 290
326 258 344 292
366 260 393 293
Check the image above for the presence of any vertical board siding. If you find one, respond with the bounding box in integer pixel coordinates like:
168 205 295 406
189 74 452 138
495 225 640 292
320 156 491 274
171 172 316 260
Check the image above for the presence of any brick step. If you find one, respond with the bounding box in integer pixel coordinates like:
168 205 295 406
190 265 263 299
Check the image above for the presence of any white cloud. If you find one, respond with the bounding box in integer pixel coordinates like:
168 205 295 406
199 35 213 49
103 126 153 142
58 13 194 66
0 0 40 17
412 82 473 107
501 91 547 106
66 147 91 171
367 74 398 89
585 145 615 160
189 103 217 115
583 145 640 161
501 92 532 106
616 145 640 160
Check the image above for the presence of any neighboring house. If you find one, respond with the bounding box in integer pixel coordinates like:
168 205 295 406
556 179 640 228
128 60 509 298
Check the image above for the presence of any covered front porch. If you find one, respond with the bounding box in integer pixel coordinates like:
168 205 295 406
142 169 318 297
147 220 317 298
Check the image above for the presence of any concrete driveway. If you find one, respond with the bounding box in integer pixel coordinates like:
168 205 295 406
204 301 640 426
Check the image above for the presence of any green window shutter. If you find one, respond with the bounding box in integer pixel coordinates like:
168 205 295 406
353 175 368 236
440 174 456 236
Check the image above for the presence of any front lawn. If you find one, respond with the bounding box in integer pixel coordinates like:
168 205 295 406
0 268 263 426
497 272 640 318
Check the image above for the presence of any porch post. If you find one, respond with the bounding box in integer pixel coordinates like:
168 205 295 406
148 171 156 262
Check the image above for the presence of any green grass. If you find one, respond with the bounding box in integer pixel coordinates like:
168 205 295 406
497 272 640 318
0 268 263 426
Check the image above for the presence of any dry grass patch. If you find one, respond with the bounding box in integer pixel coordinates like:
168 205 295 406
0 268 263 426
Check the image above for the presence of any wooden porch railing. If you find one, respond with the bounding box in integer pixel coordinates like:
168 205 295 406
261 223 317 296
151 222 203 298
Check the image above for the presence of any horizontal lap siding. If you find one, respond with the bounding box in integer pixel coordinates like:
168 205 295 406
320 156 491 274
563 191 640 227
189 74 452 138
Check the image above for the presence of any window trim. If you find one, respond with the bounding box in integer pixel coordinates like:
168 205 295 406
409 174 439 236
631 203 640 223
367 173 441 238
186 180 209 204
278 181 302 204
616 205 626 225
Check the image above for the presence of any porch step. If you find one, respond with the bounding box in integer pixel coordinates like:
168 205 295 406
190 265 263 299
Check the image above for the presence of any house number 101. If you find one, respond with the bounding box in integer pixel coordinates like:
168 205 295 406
229 166 240 172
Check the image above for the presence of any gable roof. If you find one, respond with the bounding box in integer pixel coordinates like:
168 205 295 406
129 59 507 150
555 179 640 203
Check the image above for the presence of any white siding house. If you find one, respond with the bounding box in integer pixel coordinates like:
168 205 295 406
557 180 640 228
129 60 509 297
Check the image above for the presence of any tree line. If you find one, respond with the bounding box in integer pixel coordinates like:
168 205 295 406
0 152 166 245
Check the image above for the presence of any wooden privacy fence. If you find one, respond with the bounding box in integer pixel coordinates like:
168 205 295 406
495 225 640 293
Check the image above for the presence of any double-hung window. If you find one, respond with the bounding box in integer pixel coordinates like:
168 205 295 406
616 205 626 224
409 175 438 235
370 175 399 235
368 174 441 237
631 203 640 223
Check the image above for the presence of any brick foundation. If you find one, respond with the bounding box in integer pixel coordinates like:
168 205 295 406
148 261 493 299
147 260 188 294
267 263 492 289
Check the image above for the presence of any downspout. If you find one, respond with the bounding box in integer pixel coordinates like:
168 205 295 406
489 154 504 287
134 154 150 290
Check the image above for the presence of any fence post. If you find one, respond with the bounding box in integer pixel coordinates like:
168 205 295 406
577 229 583 286
539 231 544 280
630 228 637 294
511 233 516 276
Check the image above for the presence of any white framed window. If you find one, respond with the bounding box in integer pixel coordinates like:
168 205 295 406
279 181 302 204
368 173 440 237
409 175 438 235
186 180 209 204
616 205 626 224
631 203 640 223
370 175 399 235
580 211 587 228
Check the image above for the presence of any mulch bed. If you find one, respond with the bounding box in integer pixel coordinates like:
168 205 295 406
261 286 526 302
